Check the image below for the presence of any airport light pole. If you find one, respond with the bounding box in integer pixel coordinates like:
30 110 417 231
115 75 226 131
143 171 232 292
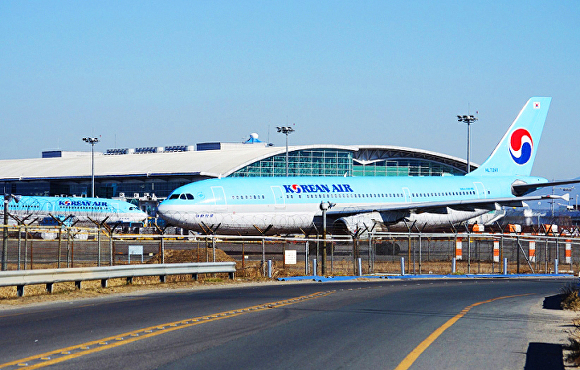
82 137 99 197
457 115 478 173
276 126 295 177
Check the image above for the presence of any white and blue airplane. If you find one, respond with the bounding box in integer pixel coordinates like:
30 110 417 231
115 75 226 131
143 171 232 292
1 195 148 225
157 97 576 235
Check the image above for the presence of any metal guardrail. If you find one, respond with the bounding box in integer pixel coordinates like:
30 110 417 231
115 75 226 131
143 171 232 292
0 262 236 297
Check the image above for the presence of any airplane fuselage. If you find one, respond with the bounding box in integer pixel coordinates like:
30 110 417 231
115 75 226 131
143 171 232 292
157 175 546 235
1 196 148 225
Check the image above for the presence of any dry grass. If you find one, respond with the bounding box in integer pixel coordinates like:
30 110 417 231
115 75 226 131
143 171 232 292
0 248 569 305
561 283 580 311
560 283 580 366
567 318 580 366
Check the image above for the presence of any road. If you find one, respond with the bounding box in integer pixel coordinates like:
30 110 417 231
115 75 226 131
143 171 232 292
0 277 575 369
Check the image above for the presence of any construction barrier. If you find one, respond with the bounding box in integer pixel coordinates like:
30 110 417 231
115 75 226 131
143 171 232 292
493 240 500 263
529 241 536 263
455 237 463 260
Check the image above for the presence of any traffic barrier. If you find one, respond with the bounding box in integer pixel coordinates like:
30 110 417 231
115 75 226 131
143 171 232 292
0 262 236 297
455 238 463 260
493 240 500 263
529 241 536 263
566 241 572 264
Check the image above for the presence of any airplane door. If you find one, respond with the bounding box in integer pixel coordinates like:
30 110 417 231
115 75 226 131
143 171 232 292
474 182 487 199
211 186 227 210
271 186 285 209
402 187 412 203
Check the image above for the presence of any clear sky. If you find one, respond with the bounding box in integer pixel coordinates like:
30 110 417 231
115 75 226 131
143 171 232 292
1 0 579 180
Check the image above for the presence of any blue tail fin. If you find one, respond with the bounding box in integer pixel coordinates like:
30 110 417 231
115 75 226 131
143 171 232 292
467 97 551 177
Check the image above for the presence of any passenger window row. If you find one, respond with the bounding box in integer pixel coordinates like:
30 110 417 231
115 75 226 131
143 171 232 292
288 193 404 199
231 195 266 200
285 190 488 200
411 191 476 197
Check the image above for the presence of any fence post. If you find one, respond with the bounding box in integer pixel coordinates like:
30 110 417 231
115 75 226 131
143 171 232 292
418 234 422 275
452 258 456 274
400 257 405 276
357 257 362 277
305 241 309 276
17 225 22 270
268 260 272 278
57 227 62 268
503 258 508 275
313 258 317 277
555 258 559 274
467 233 471 274
109 230 114 266
261 237 266 277
24 225 28 270
97 225 101 267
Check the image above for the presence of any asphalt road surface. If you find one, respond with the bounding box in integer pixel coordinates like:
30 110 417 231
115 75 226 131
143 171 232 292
0 277 575 369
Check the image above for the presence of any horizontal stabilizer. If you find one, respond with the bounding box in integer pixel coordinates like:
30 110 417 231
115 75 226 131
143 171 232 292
512 179 580 196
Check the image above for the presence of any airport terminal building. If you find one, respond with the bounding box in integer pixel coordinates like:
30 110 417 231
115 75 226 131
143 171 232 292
0 137 473 214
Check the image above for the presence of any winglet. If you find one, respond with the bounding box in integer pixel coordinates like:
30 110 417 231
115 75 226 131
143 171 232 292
467 97 551 177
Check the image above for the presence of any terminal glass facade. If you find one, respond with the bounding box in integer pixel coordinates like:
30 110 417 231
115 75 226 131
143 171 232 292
352 159 463 177
231 150 465 178
230 149 353 177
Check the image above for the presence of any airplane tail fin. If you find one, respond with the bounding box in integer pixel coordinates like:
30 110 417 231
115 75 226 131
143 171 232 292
467 97 551 177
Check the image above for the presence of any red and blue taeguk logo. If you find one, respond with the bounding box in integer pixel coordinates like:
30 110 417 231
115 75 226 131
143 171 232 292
509 128 533 165
291 184 302 193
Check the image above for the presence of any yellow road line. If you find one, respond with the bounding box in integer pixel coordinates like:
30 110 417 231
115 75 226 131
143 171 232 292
0 291 334 370
394 293 534 370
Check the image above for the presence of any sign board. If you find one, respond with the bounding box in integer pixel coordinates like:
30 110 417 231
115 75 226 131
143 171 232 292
128 245 144 263
285 249 297 265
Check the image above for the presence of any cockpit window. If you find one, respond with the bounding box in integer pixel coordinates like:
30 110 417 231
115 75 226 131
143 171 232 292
179 194 187 200
185 193 194 200
169 194 180 200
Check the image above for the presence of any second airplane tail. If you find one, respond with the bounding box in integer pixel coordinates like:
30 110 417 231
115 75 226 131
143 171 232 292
467 97 551 177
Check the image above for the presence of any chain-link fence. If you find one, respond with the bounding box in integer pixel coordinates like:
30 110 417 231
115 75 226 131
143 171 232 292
1 225 578 277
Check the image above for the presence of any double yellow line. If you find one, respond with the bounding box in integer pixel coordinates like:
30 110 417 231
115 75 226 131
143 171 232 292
394 293 534 370
0 291 335 370
0 290 535 370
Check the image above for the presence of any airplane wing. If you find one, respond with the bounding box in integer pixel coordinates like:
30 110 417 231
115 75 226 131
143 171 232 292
325 193 568 217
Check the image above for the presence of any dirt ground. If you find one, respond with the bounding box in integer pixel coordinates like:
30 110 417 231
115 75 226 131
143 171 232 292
0 248 574 305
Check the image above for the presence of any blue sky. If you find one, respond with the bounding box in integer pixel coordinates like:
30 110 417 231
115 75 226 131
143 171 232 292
1 1 579 180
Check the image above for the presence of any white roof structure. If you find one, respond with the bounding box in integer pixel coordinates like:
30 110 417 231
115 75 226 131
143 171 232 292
0 143 472 182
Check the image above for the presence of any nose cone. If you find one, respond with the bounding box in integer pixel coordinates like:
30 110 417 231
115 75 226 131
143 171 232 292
136 209 148 222
157 202 178 225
